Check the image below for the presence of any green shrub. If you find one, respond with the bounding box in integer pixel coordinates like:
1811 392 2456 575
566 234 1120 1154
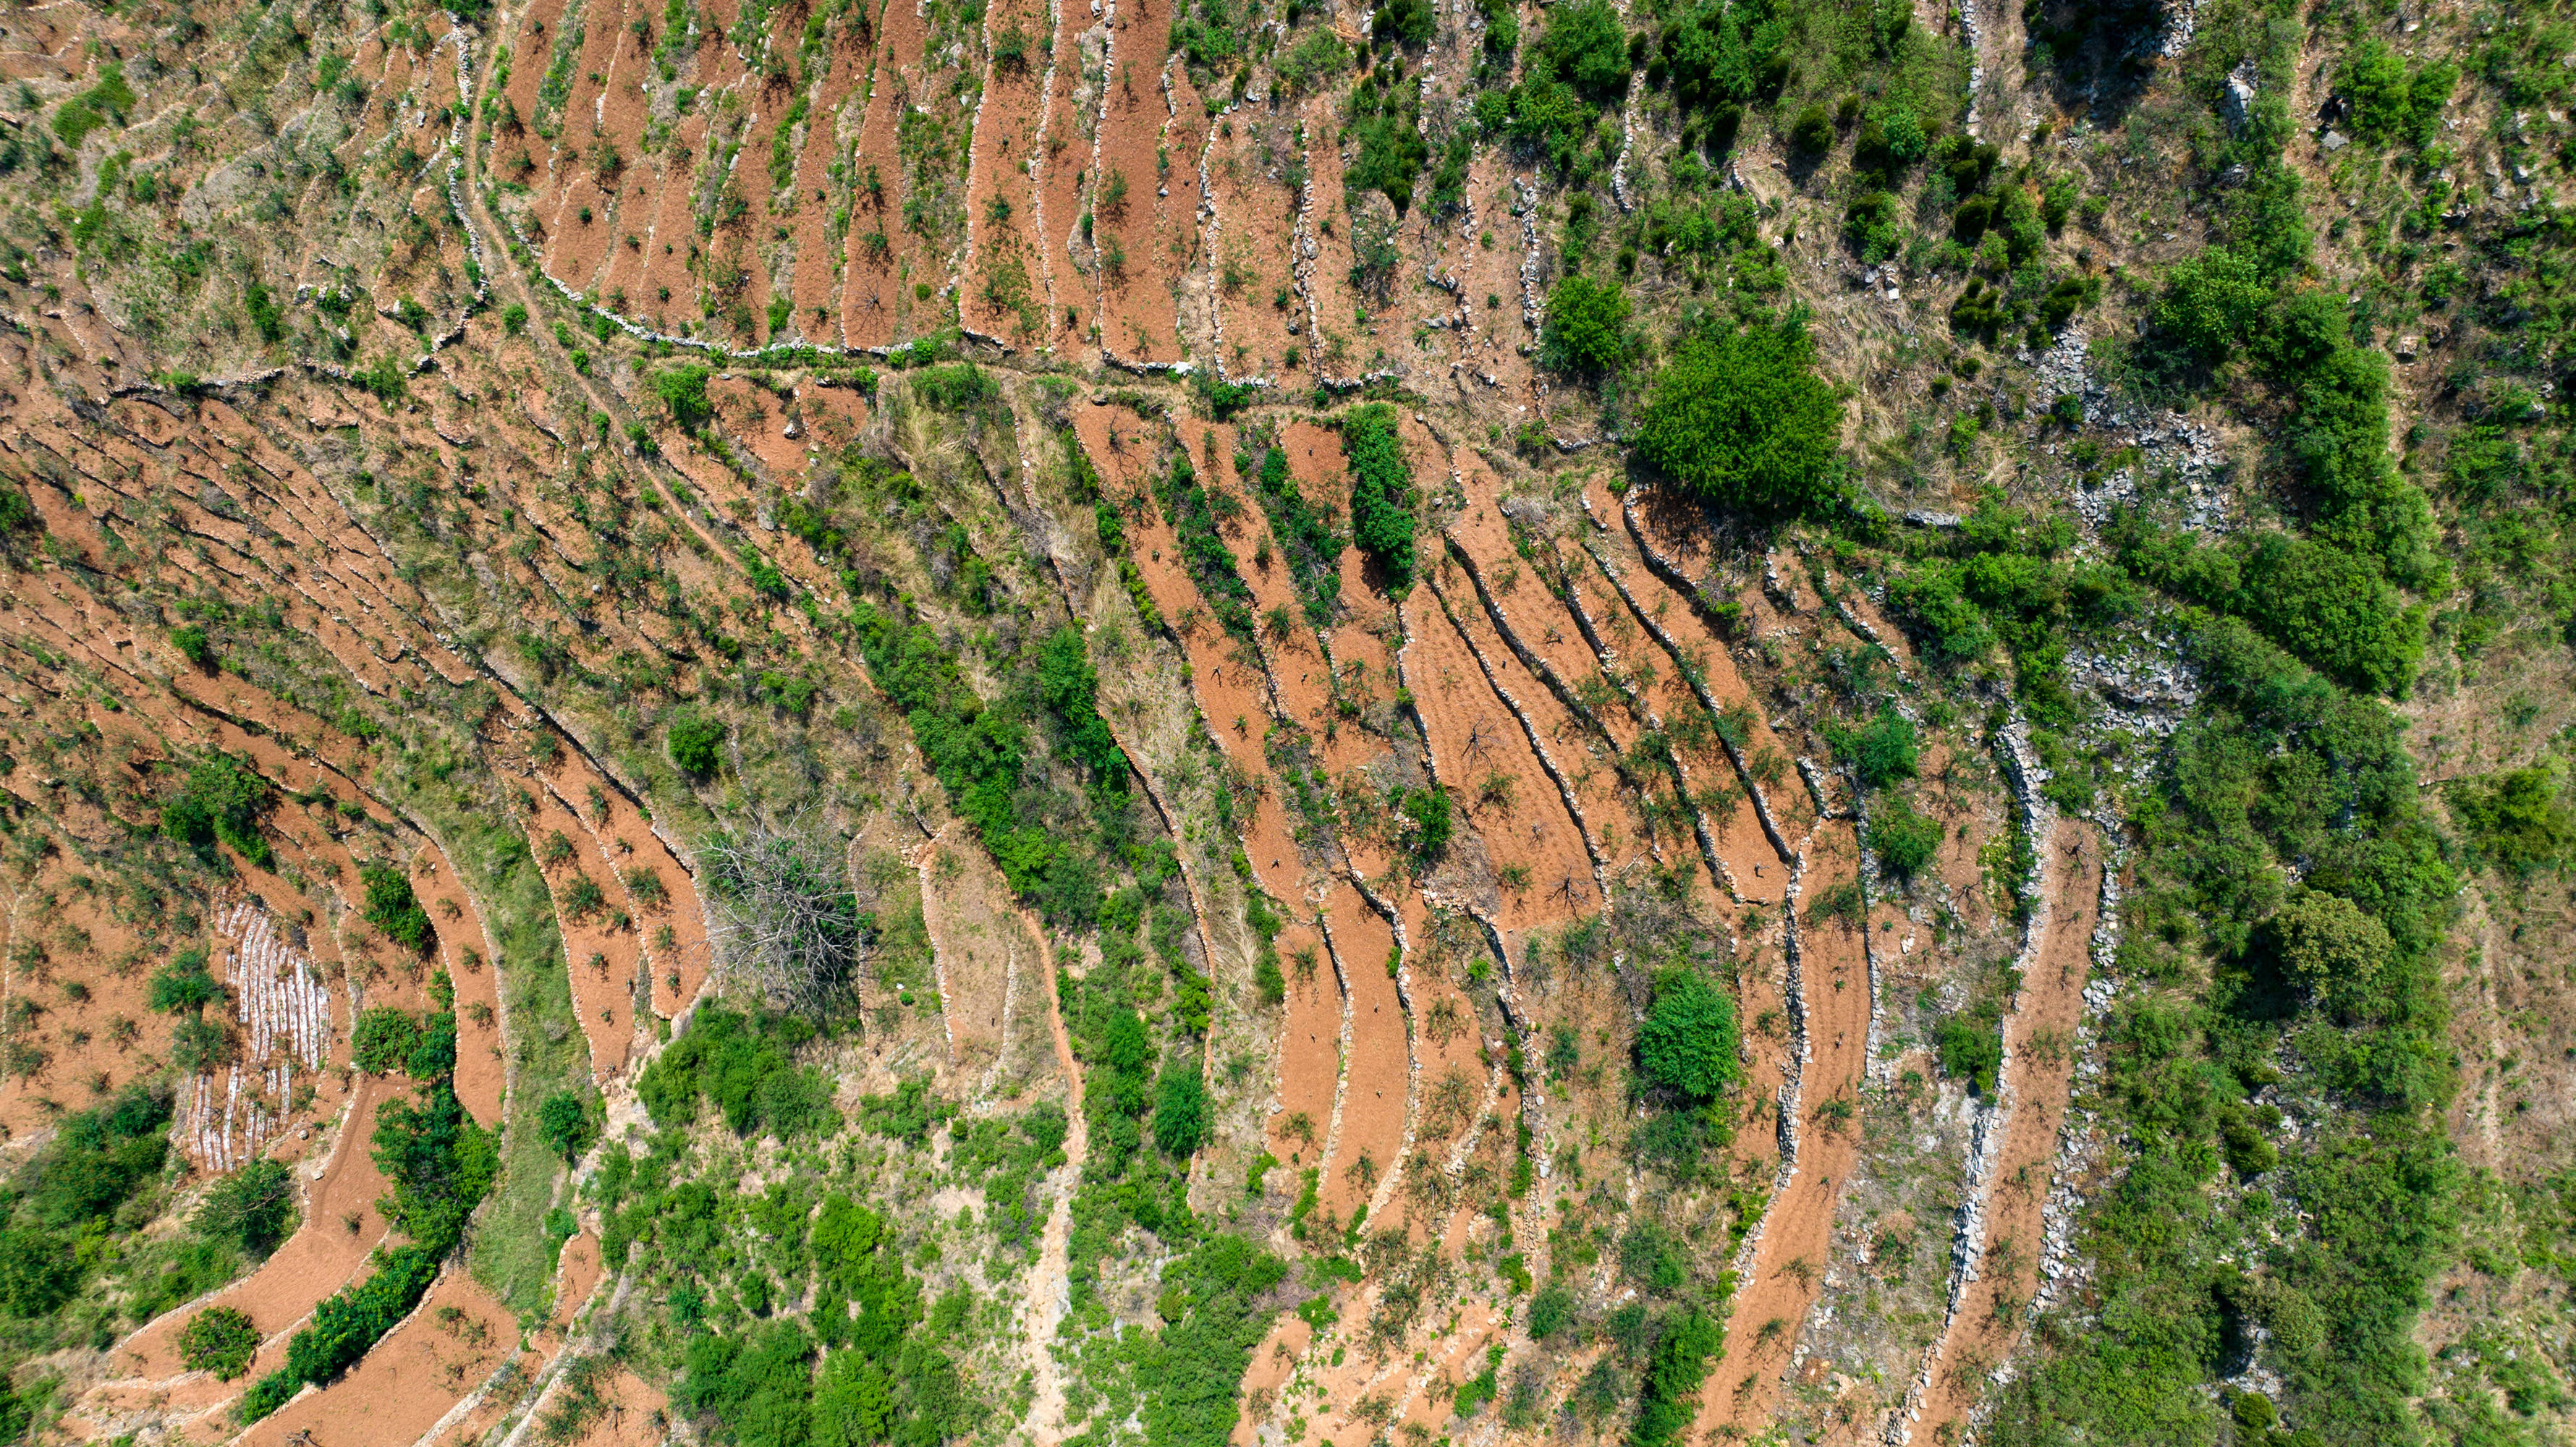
1636 972 1740 1103
1528 1279 1575 1338
1397 786 1452 862
2448 767 2575 874
1631 1308 1725 1447
361 863 434 951
162 755 271 867
539 1090 598 1161
1868 797 1942 880
656 363 715 430
171 1017 230 1073
912 362 999 414
2231 535 2423 698
195 1157 297 1258
1934 1002 2004 1095
171 624 214 666
2342 41 2455 146
352 1007 420 1074
1788 103 1834 154
1826 706 1920 792
643 1009 836 1140
1152 449 1260 640
1153 1070 1208 1156
1541 274 1633 375
178 1305 260 1379
150 949 223 1014
669 711 727 775
1342 404 1417 590
1533 0 1630 101
1633 312 1843 517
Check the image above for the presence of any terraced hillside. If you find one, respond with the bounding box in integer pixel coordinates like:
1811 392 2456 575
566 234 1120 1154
2 0 2576 1444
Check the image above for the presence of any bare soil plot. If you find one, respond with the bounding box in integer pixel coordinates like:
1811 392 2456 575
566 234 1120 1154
1206 110 1305 380
1444 501 1677 880
959 0 1054 347
837 0 934 349
1091 29 1181 364
1295 95 1365 383
1398 585 1596 933
114 1075 400 1383
522 776 635 1084
783 55 868 346
1028 0 1101 353
538 0 637 291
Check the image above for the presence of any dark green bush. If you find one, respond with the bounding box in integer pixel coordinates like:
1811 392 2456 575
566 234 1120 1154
1533 0 1630 101
163 754 271 867
644 1009 837 1139
361 863 434 951
1934 1001 2004 1095
1341 404 1416 590
352 1006 421 1074
171 624 214 666
195 1157 297 1258
149 948 222 1014
539 1090 598 1161
1542 275 1634 375
1868 797 1942 880
657 364 715 430
669 712 727 776
1636 971 1739 1103
178 1305 260 1379
1632 312 1843 517
1826 706 1919 791
1153 1070 1208 1156
2446 767 2573 875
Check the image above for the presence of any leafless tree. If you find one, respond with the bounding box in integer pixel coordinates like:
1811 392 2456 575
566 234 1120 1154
700 814 864 1018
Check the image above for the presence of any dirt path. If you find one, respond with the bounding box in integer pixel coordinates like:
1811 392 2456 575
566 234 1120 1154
1897 818 2100 1445
1019 917 1088 1446
1697 818 1873 1435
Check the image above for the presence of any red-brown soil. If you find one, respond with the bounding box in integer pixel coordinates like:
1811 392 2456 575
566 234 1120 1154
1070 404 1351 1203
234 1267 519 1447
108 1074 400 1386
1289 100 1362 384
838 0 933 349
959 0 1053 347
1906 820 2099 1443
522 765 634 1084
784 54 868 347
1206 109 1304 381
1029 0 1101 353
1091 25 1180 364
1698 823 1875 1434
1398 582 1596 932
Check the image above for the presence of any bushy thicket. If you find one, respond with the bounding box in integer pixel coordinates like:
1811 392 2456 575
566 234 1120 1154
1633 311 1844 517
1990 615 2460 1446
1153 447 1259 641
0 1086 171 1317
639 1008 836 1139
1244 438 1343 626
851 600 1124 925
1339 404 1417 590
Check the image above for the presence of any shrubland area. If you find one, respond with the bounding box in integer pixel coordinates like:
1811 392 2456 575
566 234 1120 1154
0 0 2571 1445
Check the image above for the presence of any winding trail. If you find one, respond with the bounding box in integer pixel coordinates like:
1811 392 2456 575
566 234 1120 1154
1893 819 2100 1445
1697 815 1873 1435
